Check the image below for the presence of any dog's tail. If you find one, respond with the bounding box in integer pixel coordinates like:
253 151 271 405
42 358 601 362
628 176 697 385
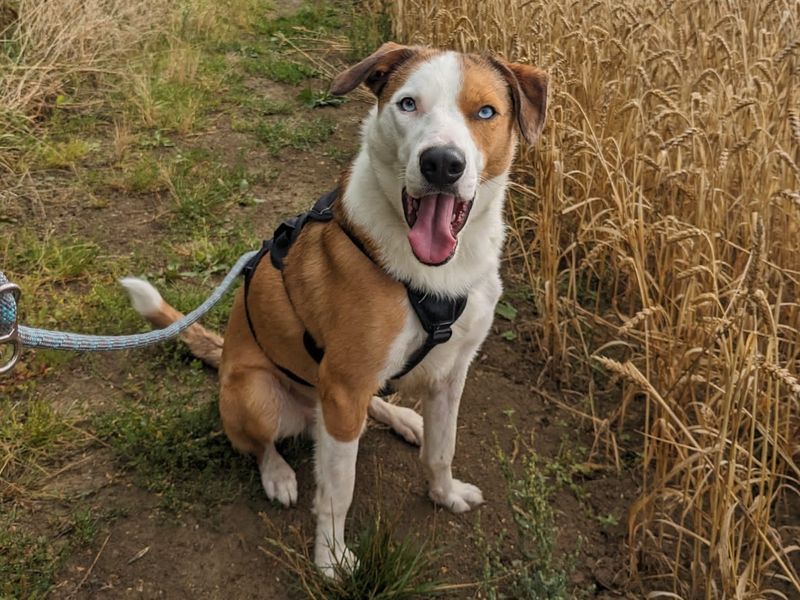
119 277 223 368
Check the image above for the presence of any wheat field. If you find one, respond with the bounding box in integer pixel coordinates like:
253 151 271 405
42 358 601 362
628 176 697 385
392 0 799 597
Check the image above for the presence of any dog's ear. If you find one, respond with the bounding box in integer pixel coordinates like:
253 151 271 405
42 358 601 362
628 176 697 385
492 60 548 144
331 42 418 97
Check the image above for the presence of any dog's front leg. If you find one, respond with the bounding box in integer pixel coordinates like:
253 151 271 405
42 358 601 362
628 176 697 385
421 365 484 513
313 380 368 576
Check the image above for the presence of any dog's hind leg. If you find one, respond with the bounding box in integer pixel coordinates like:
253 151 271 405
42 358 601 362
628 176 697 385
219 365 301 507
260 442 298 507
368 396 423 446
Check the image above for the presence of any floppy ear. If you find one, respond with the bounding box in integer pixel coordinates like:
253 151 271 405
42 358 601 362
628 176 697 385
491 60 548 144
330 42 418 97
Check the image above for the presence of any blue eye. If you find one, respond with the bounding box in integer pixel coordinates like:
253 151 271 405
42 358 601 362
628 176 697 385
477 105 496 119
398 97 416 112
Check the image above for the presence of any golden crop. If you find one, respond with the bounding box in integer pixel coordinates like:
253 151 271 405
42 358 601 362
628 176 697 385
393 0 800 597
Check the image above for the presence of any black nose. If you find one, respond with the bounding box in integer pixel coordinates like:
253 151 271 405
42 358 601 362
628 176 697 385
419 145 466 187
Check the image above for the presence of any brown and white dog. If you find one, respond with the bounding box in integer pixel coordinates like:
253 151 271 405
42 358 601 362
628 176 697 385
121 43 547 574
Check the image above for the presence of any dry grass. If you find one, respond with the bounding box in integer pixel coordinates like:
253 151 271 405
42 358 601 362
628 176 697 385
0 0 262 169
393 0 799 598
0 0 168 122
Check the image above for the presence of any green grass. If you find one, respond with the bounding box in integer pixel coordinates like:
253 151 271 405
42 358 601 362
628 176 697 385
0 507 100 599
345 2 392 61
7 233 99 283
254 3 342 36
244 53 317 85
0 396 98 597
37 139 96 169
255 116 336 154
0 398 91 502
115 154 165 193
91 359 257 512
264 513 445 599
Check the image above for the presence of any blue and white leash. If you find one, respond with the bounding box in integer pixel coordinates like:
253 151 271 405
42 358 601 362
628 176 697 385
0 250 257 375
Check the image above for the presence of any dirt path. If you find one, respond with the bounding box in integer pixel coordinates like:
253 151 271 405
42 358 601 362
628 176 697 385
47 342 635 599
3 2 639 598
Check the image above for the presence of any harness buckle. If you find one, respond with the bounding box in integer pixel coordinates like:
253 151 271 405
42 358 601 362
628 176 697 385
0 281 22 376
430 324 453 344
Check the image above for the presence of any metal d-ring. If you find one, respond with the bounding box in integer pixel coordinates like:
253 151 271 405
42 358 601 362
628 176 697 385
0 281 21 376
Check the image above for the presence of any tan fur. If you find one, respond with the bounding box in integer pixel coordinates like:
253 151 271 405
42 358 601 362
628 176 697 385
219 207 407 446
143 301 224 368
491 60 548 144
459 55 517 180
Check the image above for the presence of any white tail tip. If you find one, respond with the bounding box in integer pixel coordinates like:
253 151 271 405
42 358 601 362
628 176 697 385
119 277 163 318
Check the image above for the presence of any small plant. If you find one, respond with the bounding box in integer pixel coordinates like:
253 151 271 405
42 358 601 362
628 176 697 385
298 88 346 108
0 507 100 598
263 513 444 599
480 437 579 600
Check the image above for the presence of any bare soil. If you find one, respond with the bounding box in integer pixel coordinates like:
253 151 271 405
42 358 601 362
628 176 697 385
46 341 637 600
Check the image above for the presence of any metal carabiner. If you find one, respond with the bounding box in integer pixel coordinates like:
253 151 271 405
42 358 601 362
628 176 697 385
0 281 21 376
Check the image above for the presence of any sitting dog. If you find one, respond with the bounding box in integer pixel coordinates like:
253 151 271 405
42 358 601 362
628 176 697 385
122 42 547 574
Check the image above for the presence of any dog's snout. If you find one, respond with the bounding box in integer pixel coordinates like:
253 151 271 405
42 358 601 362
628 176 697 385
419 145 466 187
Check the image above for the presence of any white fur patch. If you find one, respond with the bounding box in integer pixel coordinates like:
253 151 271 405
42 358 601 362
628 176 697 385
119 277 162 318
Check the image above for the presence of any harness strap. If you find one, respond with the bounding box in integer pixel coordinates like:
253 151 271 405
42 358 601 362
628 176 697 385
242 239 315 387
270 191 336 271
241 189 468 392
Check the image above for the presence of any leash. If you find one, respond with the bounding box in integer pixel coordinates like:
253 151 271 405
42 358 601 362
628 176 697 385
0 251 257 375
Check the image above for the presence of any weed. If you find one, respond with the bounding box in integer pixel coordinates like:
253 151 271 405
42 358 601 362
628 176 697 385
160 152 250 225
7 232 99 283
0 507 100 598
114 154 165 194
479 438 578 600
263 513 444 599
346 0 392 61
257 98 296 116
298 88 345 108
36 138 95 169
255 4 341 36
325 144 352 164
0 398 91 502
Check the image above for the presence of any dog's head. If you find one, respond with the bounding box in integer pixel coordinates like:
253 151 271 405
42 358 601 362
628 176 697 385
332 43 547 267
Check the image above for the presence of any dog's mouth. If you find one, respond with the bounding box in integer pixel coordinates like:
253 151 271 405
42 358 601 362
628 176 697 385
402 188 472 266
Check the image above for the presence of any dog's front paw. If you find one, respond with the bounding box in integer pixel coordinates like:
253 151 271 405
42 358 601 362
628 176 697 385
315 542 357 578
429 479 484 513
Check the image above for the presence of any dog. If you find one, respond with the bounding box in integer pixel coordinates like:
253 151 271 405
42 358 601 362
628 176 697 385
122 42 547 575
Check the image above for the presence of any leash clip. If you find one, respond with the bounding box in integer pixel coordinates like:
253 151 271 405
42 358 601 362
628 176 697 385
0 280 22 376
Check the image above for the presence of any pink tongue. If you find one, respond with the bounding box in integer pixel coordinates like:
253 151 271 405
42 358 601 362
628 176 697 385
407 193 457 265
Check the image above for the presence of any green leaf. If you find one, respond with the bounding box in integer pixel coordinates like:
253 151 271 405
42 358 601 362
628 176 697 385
298 88 346 108
501 330 517 341
495 301 518 321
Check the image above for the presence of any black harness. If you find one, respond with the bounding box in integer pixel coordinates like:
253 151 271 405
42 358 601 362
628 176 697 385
241 190 467 393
